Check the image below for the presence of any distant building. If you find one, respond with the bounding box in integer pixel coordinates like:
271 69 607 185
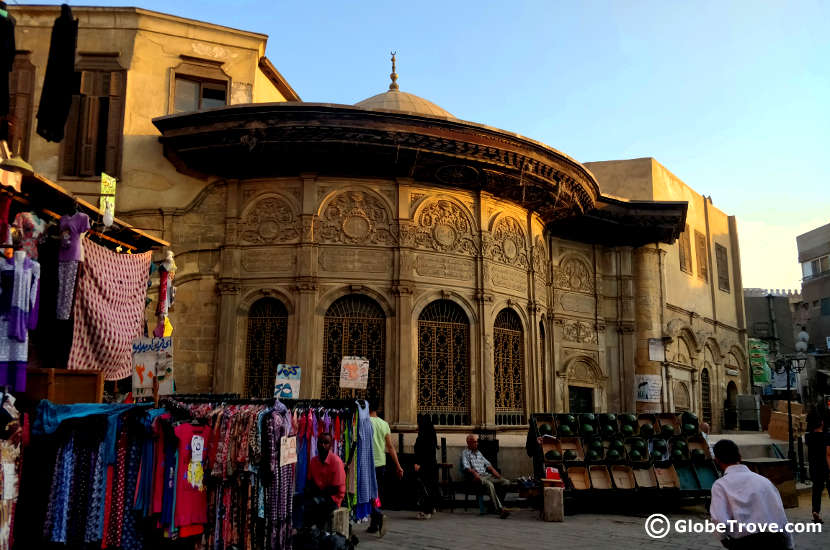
798 222 830 351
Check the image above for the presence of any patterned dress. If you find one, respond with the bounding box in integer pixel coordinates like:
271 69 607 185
355 400 377 521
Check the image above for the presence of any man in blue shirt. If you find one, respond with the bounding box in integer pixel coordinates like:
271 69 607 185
461 434 510 518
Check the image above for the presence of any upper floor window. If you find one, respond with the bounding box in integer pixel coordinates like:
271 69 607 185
8 52 36 159
715 243 730 292
695 230 708 281
803 255 830 279
169 55 230 114
679 225 693 274
61 53 126 179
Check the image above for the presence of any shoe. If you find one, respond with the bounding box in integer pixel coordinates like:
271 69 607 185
812 512 824 524
499 509 511 519
377 514 387 538
366 521 378 534
416 512 432 520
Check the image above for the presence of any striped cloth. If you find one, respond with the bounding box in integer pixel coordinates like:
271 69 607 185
67 241 151 380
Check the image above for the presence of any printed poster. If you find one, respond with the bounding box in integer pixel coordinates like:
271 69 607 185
132 337 174 397
635 374 662 403
339 356 369 390
100 172 117 217
280 435 298 466
273 364 301 399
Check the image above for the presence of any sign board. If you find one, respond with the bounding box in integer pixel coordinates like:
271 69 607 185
339 356 369 390
132 337 174 397
273 364 301 399
280 435 298 466
749 338 771 385
635 374 661 403
771 368 799 391
100 173 117 217
648 339 666 362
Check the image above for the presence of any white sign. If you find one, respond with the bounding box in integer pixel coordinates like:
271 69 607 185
132 337 174 397
648 339 666 362
826 336 830 350
339 356 369 390
274 364 301 399
635 374 662 403
280 435 298 466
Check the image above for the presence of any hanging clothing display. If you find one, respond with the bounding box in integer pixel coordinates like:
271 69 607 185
354 400 377 521
56 212 89 320
0 393 20 550
0 251 39 392
35 4 78 143
12 212 46 260
67 240 151 380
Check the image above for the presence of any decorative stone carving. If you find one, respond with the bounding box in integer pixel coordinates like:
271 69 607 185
239 196 300 244
673 381 691 410
319 248 391 273
532 238 548 281
567 358 597 384
486 216 529 268
559 292 594 314
490 265 526 292
435 164 479 186
561 320 597 344
415 254 476 280
316 190 396 245
216 281 241 295
242 249 295 272
554 256 594 293
410 199 478 255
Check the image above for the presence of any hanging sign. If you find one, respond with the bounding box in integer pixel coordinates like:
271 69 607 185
273 364 301 399
339 356 369 390
635 374 662 403
280 435 298 466
132 337 174 397
100 172 117 217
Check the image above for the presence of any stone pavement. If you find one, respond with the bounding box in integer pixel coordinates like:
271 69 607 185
356 493 829 550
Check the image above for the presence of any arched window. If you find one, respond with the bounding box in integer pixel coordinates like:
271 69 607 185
245 298 288 397
673 381 691 412
322 294 386 409
418 300 470 426
494 309 525 425
700 368 712 425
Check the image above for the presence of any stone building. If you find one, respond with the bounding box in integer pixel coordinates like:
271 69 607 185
11 6 748 431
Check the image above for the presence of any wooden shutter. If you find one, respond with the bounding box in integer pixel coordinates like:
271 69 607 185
105 71 126 177
77 71 101 177
695 231 708 281
9 54 36 159
61 94 81 177
716 244 730 291
679 225 692 273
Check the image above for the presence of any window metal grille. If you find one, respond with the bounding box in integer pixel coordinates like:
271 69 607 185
494 309 525 425
322 294 386 410
245 298 288 398
701 368 712 425
418 300 471 426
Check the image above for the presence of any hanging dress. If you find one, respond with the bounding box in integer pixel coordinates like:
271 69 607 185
354 400 377 521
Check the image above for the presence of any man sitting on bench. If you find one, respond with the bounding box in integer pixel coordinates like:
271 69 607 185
461 434 511 519
304 432 346 529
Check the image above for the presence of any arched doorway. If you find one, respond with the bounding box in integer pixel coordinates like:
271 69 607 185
245 297 288 397
493 308 525 425
418 300 471 426
322 294 386 409
700 368 712 425
724 381 738 429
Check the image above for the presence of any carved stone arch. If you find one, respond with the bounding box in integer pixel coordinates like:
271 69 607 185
490 298 530 330
238 192 301 244
666 320 702 352
668 330 695 366
486 214 529 268
561 354 604 381
238 287 296 316
554 253 594 293
673 381 691 411
316 285 395 319
727 345 747 370
704 338 723 363
315 187 396 246
403 196 478 255
411 289 478 326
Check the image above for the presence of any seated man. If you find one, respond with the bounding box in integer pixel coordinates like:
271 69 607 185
461 434 511 518
304 432 346 529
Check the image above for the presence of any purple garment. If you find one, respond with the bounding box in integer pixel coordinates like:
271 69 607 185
0 252 40 391
58 213 90 262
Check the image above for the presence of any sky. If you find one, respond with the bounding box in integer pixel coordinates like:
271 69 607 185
23 1 830 289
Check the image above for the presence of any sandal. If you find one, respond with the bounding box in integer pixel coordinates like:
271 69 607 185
812 512 824 524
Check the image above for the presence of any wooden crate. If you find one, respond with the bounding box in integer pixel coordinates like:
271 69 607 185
655 465 680 489
26 368 104 404
610 465 636 490
589 465 612 489
567 466 591 490
633 466 658 489
559 437 584 461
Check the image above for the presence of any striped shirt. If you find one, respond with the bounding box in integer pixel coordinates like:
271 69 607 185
461 448 491 476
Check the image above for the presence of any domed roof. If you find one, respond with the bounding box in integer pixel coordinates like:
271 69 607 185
355 89 454 118
354 52 455 118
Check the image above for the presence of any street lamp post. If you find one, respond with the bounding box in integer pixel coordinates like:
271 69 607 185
774 328 809 473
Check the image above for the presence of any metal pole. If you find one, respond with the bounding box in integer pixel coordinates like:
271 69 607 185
786 364 795 466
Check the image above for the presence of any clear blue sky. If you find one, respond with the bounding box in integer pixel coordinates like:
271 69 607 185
24 1 830 289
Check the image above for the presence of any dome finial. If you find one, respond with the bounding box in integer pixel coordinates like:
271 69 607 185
389 51 399 91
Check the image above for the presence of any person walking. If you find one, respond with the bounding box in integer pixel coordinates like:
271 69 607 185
367 400 403 537
709 439 793 549
805 410 830 523
413 415 439 519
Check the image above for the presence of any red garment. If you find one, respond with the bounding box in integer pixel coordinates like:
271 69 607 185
309 451 346 506
0 195 11 244
173 423 212 528
151 416 169 515
100 465 113 548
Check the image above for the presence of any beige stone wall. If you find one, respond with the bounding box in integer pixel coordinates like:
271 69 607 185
12 6 283 214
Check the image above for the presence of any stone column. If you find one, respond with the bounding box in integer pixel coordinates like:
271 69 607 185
393 284 416 429
633 246 666 413
294 282 318 398
213 280 241 393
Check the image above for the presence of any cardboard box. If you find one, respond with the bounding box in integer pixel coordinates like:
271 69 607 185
774 401 804 415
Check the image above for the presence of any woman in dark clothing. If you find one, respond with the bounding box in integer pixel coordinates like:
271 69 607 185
805 410 830 523
413 415 439 519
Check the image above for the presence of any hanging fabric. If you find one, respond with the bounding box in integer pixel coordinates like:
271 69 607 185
35 4 78 143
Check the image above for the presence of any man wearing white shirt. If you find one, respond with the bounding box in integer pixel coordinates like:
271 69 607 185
709 439 794 549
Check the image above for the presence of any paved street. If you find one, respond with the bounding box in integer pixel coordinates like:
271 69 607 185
357 493 829 549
